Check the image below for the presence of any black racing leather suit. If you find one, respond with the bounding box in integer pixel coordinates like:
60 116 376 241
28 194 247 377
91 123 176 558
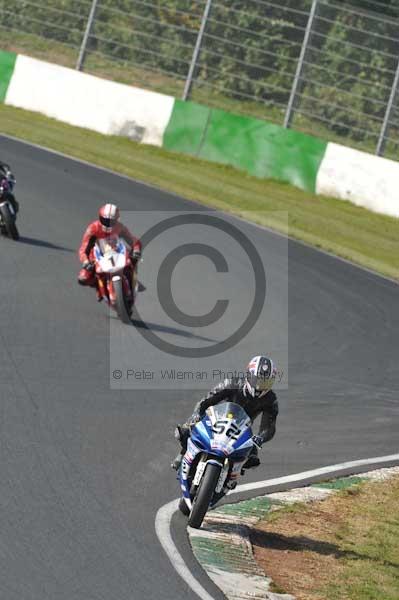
174 378 278 470
0 162 18 214
193 378 279 445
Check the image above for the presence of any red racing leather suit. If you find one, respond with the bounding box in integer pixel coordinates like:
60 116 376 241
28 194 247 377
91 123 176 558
78 220 142 288
78 220 142 264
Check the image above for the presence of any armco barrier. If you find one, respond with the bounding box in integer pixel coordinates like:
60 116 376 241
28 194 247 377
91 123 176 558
0 50 398 218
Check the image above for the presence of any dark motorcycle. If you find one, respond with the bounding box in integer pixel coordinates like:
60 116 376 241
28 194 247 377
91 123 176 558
0 178 19 241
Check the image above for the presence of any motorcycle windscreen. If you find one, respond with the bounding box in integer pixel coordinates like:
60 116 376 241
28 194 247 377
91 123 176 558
95 237 127 273
203 401 252 457
97 236 125 256
209 401 251 430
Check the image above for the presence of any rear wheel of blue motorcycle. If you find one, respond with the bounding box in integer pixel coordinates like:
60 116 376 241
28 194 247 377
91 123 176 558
188 463 221 529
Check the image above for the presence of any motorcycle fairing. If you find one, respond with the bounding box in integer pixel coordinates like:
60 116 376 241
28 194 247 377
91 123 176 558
94 237 128 274
179 402 254 508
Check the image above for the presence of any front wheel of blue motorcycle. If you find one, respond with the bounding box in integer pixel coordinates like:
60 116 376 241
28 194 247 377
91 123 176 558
188 463 221 529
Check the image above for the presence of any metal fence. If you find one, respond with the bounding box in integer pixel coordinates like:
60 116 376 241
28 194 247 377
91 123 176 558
1 0 399 158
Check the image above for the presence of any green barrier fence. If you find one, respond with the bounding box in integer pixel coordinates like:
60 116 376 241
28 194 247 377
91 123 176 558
164 99 328 193
0 50 17 103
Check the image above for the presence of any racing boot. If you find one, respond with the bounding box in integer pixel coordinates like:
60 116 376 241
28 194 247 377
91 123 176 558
242 455 260 470
241 447 260 473
171 452 183 471
96 285 103 302
171 425 190 470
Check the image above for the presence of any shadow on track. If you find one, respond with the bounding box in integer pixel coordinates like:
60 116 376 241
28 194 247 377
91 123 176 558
131 317 217 342
18 236 74 252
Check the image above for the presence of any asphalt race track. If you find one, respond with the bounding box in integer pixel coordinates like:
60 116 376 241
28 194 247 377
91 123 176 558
0 135 398 600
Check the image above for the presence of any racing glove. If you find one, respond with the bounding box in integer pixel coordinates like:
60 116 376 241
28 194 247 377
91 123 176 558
252 435 263 449
82 260 94 272
189 412 201 426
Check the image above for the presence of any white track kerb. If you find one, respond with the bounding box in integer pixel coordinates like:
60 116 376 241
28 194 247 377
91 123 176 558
155 454 399 600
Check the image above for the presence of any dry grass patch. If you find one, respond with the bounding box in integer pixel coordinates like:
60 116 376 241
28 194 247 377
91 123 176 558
251 477 399 600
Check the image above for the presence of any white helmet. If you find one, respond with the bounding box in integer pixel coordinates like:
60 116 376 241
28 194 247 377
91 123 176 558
244 355 276 397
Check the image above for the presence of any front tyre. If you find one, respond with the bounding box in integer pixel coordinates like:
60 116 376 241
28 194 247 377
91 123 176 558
113 276 132 324
0 203 19 240
188 462 221 529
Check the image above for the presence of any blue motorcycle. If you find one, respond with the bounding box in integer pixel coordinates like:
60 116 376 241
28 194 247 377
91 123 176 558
178 401 254 528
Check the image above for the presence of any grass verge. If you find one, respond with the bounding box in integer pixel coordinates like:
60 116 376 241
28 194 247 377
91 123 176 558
1 103 398 280
251 476 399 600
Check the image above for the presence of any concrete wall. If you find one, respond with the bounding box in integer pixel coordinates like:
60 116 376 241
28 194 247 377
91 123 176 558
1 50 398 219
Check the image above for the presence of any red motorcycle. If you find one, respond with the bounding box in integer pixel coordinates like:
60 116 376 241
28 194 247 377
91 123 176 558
93 237 137 323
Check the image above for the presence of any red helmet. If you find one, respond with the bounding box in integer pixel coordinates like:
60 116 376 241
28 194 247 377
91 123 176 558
99 204 120 232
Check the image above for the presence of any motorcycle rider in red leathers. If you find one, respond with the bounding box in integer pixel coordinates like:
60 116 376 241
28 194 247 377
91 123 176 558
78 204 142 300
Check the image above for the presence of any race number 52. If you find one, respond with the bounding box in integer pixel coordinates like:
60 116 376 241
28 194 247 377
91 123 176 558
212 420 241 440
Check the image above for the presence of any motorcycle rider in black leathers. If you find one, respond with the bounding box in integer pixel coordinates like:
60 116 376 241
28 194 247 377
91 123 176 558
171 355 279 472
0 161 18 214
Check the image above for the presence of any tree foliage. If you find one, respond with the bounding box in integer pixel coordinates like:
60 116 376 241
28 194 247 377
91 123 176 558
1 0 398 140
